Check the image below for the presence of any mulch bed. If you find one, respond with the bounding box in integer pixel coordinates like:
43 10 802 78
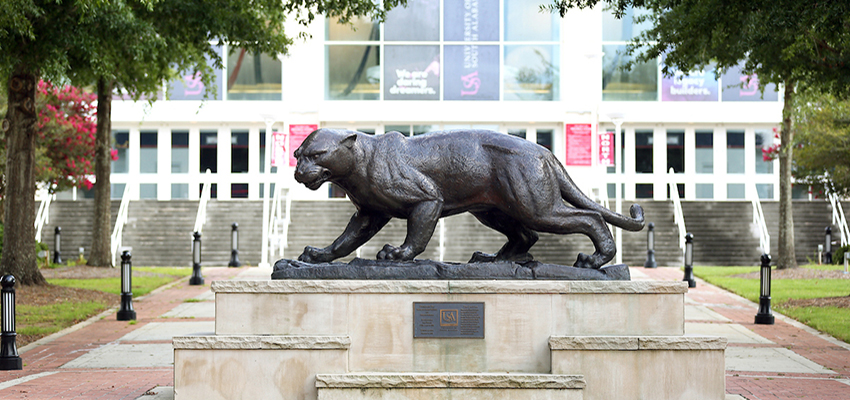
734 267 850 309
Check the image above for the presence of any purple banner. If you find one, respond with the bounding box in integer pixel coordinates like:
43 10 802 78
444 45 499 101
444 0 499 42
169 46 223 100
384 45 441 100
721 64 779 102
661 67 718 101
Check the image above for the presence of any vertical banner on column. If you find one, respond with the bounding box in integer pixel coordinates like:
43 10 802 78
270 131 287 167
565 124 592 166
599 131 615 167
288 124 317 167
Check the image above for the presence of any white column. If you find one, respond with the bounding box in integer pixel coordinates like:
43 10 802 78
653 127 666 201
157 127 171 200
714 127 727 199
218 126 232 200
260 118 275 268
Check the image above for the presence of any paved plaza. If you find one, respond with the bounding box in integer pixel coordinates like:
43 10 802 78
0 265 848 399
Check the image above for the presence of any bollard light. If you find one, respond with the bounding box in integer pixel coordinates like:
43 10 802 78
190 231 204 285
117 251 136 321
228 222 241 268
0 275 22 370
754 254 775 324
644 222 657 268
824 227 833 264
53 227 62 264
682 233 696 288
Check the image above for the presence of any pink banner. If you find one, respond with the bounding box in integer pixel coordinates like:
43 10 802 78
598 131 615 167
565 124 592 166
288 124 317 167
270 131 287 167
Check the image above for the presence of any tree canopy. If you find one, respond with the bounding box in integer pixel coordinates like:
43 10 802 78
549 0 850 268
1 0 406 281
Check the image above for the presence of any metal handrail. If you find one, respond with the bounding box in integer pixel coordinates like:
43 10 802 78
268 185 291 259
110 184 133 267
668 168 687 251
34 187 54 243
829 193 849 247
748 182 771 254
193 169 212 235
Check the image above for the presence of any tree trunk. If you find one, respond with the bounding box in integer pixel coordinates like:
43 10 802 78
88 77 113 267
777 79 797 269
1 67 46 285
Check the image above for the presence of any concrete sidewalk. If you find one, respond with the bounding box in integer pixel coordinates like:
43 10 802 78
0 265 848 399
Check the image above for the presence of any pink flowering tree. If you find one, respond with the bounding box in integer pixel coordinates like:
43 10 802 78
34 80 114 193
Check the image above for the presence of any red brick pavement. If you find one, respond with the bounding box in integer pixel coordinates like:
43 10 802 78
638 266 850 399
0 266 245 399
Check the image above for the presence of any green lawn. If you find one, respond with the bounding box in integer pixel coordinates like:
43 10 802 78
18 267 191 344
693 265 850 343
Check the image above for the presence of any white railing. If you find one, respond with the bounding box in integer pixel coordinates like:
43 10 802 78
748 182 771 254
829 193 849 247
110 184 133 267
668 168 687 252
34 187 54 243
193 169 212 235
268 186 291 260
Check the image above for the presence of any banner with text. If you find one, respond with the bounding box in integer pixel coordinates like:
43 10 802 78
598 131 615 167
565 124 592 166
384 45 440 100
287 124 317 167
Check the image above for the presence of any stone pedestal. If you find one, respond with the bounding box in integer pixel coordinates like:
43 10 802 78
173 280 726 399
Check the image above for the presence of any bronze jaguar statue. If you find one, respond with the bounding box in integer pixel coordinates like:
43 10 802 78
293 128 644 269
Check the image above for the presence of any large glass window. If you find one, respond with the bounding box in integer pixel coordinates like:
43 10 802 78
259 130 278 174
139 183 157 199
504 45 559 101
171 183 189 199
695 183 713 199
756 183 774 200
606 128 625 174
666 130 684 173
385 0 439 41
112 130 129 173
140 130 157 174
726 130 745 174
755 129 775 174
635 183 653 199
635 130 653 173
200 130 218 173
171 131 189 173
227 48 282 100
727 183 745 199
602 45 657 101
231 130 249 173
537 129 554 152
111 183 126 199
231 183 248 199
695 130 713 173
325 0 558 101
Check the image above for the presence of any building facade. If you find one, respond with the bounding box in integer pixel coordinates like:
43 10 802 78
93 0 795 204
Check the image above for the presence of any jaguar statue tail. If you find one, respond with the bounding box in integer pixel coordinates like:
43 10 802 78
554 160 645 231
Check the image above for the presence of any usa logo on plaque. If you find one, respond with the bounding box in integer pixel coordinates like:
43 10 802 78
439 309 459 326
414 302 484 338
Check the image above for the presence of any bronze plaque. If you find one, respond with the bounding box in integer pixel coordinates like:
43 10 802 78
413 302 484 338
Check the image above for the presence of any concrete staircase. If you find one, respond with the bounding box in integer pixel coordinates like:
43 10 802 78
39 200 120 263
39 199 849 267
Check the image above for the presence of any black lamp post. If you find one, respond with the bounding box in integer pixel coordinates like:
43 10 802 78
754 254 775 325
116 251 136 321
682 233 696 288
644 222 657 268
0 275 22 370
228 223 241 268
824 226 833 264
53 227 62 264
189 231 204 285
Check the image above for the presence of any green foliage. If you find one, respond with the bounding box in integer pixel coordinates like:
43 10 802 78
790 90 850 197
693 266 849 305
779 306 850 344
17 300 108 337
833 245 850 266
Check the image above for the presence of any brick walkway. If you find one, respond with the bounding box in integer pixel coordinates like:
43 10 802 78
639 267 850 400
0 266 244 400
2 265 848 399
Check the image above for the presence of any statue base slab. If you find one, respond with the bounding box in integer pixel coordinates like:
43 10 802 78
272 258 630 281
